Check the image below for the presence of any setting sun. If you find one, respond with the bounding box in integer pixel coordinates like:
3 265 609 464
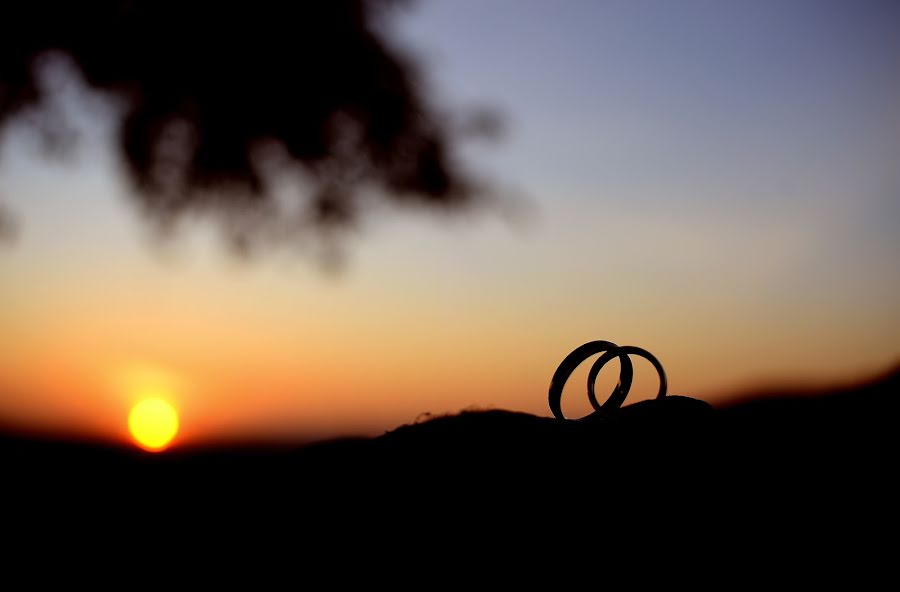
128 399 179 451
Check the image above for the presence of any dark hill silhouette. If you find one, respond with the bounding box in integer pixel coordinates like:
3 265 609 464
3 366 896 507
3 369 897 568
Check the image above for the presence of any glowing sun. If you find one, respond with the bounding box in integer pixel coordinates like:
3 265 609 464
129 398 179 451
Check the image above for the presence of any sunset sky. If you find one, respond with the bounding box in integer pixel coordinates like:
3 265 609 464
1 0 898 448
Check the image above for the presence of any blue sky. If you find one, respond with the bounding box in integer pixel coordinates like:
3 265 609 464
395 0 899 213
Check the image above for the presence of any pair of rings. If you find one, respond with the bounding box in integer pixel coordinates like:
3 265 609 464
548 340 667 420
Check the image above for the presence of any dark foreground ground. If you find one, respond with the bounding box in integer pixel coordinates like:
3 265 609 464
2 367 898 566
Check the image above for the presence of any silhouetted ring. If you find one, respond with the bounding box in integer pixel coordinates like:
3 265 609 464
587 345 667 411
548 340 634 421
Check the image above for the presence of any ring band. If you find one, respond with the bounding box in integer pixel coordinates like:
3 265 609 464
587 345 667 411
549 341 668 420
548 340 633 421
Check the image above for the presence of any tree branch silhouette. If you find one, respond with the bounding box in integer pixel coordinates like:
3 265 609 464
0 1 491 253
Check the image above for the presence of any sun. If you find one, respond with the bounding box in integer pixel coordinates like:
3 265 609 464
129 398 179 451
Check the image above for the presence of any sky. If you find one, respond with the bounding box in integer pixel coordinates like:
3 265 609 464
1 0 898 447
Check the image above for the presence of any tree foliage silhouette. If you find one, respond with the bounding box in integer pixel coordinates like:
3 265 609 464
0 1 490 251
